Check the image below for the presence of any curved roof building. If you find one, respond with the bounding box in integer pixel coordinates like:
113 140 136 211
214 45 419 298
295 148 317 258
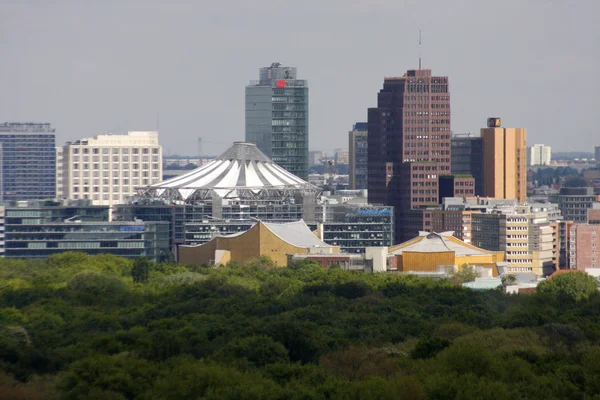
141 142 318 203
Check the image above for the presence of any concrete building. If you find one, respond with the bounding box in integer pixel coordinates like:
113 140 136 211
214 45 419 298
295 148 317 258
348 122 368 190
451 134 484 196
555 187 597 223
179 219 338 267
0 122 56 201
1 200 170 262
529 144 552 166
569 224 600 270
368 69 451 243
438 175 475 203
61 131 162 207
481 119 527 203
388 231 505 276
245 62 309 180
471 205 557 276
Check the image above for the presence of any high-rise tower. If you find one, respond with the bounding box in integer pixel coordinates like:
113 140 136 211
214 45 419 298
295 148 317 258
367 69 451 242
481 118 527 203
245 62 309 180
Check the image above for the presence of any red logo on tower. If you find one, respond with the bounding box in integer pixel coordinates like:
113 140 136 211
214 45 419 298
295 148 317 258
276 80 286 88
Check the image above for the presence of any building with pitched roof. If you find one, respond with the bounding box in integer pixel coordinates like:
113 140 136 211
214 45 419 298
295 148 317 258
178 219 338 267
388 231 505 276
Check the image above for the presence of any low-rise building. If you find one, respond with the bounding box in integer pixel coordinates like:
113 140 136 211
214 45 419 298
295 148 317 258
554 187 598 223
1 200 170 262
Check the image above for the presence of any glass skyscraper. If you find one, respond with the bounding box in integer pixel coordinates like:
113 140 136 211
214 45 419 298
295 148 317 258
0 123 56 201
245 62 309 180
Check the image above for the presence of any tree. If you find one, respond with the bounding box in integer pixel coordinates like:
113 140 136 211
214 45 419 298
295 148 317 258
450 264 478 285
537 271 598 302
132 257 151 283
501 274 518 288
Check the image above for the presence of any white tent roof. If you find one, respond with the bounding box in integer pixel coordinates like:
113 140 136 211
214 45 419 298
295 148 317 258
151 142 315 194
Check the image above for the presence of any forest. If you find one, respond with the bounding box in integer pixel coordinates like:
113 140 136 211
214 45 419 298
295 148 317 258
1 252 600 399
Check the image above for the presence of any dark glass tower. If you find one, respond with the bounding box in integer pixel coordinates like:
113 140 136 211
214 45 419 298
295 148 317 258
0 123 56 201
367 69 451 243
245 62 309 180
451 133 484 196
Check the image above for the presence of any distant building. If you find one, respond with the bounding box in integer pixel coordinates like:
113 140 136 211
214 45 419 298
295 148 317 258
348 122 368 190
555 187 597 223
529 144 552 166
0 122 56 201
1 200 170 262
61 131 162 207
481 121 527 203
309 151 323 166
245 62 309 179
595 146 600 166
451 134 484 196
368 69 451 243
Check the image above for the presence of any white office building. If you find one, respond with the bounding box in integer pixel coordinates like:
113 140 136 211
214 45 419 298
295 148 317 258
61 131 162 206
529 144 552 166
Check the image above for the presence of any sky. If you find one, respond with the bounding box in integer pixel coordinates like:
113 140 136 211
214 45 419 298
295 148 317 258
0 0 598 156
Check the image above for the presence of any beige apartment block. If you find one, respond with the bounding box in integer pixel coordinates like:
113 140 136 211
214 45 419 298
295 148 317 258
61 131 162 207
482 127 527 203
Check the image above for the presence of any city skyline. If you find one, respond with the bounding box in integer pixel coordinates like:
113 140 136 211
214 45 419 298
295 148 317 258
1 1 598 156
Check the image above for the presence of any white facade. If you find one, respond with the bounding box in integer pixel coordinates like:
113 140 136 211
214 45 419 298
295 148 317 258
529 144 552 166
61 131 162 207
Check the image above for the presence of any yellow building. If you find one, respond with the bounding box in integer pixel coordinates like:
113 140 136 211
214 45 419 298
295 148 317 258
179 220 339 267
389 231 505 276
481 121 527 203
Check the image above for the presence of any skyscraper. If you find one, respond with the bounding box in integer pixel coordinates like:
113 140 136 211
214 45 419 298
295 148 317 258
349 122 368 190
481 119 527 203
0 122 56 201
245 62 309 180
367 69 451 242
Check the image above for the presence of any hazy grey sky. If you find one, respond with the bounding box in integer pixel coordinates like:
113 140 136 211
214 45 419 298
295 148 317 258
1 0 598 156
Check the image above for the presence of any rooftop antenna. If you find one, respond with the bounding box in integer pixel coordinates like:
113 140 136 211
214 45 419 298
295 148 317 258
418 29 422 70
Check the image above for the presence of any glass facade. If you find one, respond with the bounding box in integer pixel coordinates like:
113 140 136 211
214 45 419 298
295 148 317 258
3 201 170 262
317 205 395 253
451 134 484 196
245 63 309 180
0 123 56 201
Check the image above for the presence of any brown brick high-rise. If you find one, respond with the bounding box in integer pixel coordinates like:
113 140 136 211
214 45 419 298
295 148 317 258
367 69 451 243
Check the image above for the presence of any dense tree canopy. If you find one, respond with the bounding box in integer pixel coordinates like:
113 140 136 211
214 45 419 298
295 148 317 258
0 252 600 399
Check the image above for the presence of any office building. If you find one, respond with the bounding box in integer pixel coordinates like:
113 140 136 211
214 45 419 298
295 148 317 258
61 131 162 207
529 144 551 166
451 134 484 196
334 150 349 165
438 175 475 202
56 147 64 199
245 62 309 179
0 122 56 201
554 187 597 223
349 122 368 190
568 224 600 271
1 200 170 262
471 205 557 276
367 69 451 243
481 119 527 203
